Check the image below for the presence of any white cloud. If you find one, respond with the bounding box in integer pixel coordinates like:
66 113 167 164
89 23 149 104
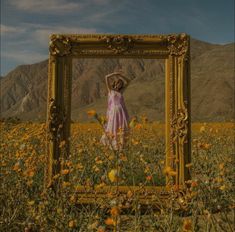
1 24 26 35
8 0 84 13
1 23 100 66
27 24 98 47
2 22 99 47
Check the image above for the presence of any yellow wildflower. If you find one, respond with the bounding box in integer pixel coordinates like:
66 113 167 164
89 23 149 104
146 175 152 181
62 181 71 188
12 163 21 171
200 126 206 133
191 181 198 187
203 143 211 150
95 157 103 164
57 208 63 214
127 190 133 198
183 218 192 231
131 139 139 145
28 200 35 206
26 180 33 186
70 195 76 203
68 219 77 228
215 177 223 183
88 221 99 230
65 161 73 167
108 155 115 160
97 226 105 232
105 217 116 226
96 182 106 188
59 140 66 148
78 149 84 153
219 163 225 170
92 165 100 172
53 174 60 179
99 115 107 125
144 166 150 173
110 206 120 216
135 123 142 129
24 169 35 177
141 115 148 124
219 185 226 191
120 153 127 161
61 169 70 175
76 163 83 170
87 110 97 117
108 169 119 182
164 166 176 176
129 117 137 128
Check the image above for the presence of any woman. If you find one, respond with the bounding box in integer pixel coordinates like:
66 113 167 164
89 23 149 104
100 71 131 151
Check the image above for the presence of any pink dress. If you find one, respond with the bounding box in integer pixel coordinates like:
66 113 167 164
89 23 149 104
100 89 130 150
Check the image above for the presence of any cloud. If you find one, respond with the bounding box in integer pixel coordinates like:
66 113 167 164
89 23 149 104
1 24 26 35
8 0 84 13
21 23 99 47
1 23 100 67
2 22 99 46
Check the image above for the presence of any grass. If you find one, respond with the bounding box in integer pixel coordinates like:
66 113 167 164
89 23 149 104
0 120 234 231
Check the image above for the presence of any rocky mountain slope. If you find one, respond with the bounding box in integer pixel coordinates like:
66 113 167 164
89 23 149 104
0 38 234 122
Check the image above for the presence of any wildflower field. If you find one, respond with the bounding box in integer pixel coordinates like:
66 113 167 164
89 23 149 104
0 120 234 231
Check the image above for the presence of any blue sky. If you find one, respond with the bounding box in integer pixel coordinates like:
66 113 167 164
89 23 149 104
1 0 234 76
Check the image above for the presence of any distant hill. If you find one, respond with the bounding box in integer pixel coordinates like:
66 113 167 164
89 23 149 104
0 38 234 122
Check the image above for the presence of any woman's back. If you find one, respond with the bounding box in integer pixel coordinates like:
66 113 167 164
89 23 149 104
107 90 129 117
108 90 124 106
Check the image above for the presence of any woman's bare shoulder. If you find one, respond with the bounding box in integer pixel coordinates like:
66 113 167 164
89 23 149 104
108 89 113 96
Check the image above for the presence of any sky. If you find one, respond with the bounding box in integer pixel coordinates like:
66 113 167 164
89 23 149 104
0 0 234 76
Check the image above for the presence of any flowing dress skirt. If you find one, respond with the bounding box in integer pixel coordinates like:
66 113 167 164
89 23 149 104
100 90 130 150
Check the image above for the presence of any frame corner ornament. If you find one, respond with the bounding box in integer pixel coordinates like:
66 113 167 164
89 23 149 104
49 34 72 56
167 33 190 58
170 187 191 211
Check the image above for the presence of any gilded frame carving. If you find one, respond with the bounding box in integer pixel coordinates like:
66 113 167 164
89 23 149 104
44 33 191 208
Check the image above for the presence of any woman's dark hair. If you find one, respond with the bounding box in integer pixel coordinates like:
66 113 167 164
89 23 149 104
112 79 124 91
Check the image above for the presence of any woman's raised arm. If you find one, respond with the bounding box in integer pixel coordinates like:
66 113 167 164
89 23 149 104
117 73 132 89
105 72 119 92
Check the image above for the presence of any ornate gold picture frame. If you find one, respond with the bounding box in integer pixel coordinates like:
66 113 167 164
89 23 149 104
44 33 191 208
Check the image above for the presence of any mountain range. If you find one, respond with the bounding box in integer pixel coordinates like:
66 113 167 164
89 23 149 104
0 38 234 122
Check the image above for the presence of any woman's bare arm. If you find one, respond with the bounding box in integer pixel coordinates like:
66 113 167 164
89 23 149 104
118 73 132 89
118 74 130 84
105 72 119 92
